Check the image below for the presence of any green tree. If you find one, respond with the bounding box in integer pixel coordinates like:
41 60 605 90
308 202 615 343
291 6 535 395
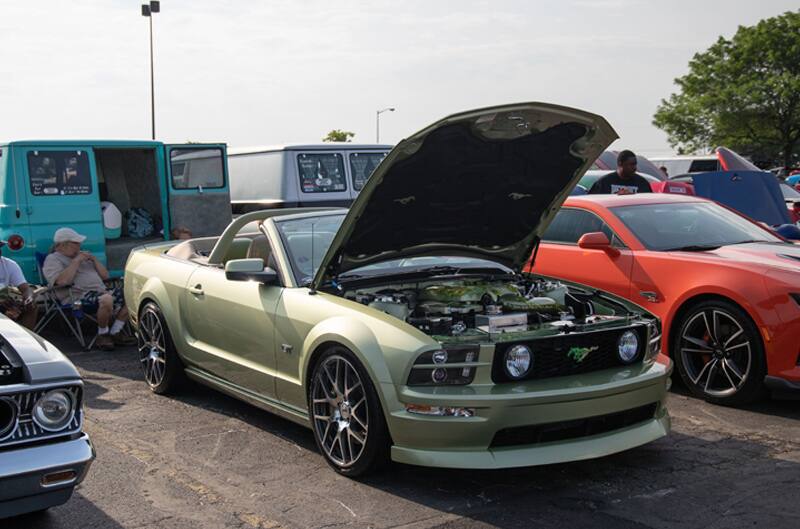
653 10 800 168
323 129 355 142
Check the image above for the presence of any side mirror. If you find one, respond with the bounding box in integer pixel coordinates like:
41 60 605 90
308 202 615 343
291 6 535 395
225 258 279 285
577 232 619 256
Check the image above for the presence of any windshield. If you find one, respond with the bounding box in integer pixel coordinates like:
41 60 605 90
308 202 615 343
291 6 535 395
275 213 510 285
611 202 782 251
275 214 345 284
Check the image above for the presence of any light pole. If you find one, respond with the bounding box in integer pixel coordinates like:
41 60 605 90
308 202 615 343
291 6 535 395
141 1 160 140
376 107 395 143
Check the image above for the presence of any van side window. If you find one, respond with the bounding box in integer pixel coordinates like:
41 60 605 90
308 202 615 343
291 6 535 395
297 153 346 193
170 148 225 189
349 152 386 191
27 150 92 196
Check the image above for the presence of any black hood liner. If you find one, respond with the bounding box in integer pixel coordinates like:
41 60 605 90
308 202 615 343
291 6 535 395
338 121 589 271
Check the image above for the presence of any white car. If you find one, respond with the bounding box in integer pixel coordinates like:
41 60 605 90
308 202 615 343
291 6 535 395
0 315 94 518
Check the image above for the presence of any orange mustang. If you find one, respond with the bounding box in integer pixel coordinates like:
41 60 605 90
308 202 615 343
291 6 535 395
533 193 800 406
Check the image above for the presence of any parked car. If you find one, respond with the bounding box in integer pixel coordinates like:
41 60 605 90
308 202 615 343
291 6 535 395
533 193 800 405
0 140 231 282
778 181 800 223
671 170 799 240
228 143 391 214
577 170 694 195
0 315 94 518
125 103 670 476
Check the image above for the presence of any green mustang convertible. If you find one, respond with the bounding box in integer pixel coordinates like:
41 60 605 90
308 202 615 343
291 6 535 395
124 103 672 476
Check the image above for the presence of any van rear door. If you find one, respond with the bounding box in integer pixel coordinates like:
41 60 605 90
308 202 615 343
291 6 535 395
165 144 232 237
19 145 106 273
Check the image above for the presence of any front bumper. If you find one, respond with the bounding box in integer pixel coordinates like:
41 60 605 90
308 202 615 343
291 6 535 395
384 359 672 469
0 433 95 518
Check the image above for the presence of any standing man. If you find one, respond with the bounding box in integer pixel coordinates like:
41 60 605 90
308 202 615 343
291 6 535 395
0 242 38 329
589 150 652 195
43 228 136 350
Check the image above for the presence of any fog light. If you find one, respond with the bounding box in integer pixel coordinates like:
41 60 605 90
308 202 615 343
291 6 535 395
405 404 474 417
618 331 639 363
504 345 533 379
432 350 448 364
41 470 77 487
431 368 448 383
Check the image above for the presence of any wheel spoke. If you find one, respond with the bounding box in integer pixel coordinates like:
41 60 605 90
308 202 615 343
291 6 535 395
702 311 716 342
704 359 720 392
724 328 743 348
681 347 712 354
690 358 713 385
720 361 738 390
726 342 749 352
724 358 745 382
682 335 712 350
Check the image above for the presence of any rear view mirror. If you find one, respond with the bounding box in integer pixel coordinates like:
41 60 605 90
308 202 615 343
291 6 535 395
577 232 619 256
225 258 279 285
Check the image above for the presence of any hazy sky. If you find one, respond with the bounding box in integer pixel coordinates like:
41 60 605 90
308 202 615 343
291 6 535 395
1 1 796 155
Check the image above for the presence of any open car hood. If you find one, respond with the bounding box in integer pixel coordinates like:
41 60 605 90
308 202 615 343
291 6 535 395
312 102 617 289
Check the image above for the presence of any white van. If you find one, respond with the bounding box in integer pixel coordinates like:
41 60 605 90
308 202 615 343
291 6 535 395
648 155 720 178
228 143 391 213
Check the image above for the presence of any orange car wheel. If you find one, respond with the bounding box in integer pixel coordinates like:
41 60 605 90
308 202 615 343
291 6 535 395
673 299 767 406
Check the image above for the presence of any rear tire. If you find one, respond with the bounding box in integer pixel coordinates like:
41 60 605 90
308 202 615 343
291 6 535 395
137 302 186 395
672 299 766 406
308 346 390 477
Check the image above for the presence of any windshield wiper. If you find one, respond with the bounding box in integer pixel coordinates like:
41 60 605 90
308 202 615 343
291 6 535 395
663 244 721 252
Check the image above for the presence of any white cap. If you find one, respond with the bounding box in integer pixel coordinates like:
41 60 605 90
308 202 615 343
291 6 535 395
53 227 87 244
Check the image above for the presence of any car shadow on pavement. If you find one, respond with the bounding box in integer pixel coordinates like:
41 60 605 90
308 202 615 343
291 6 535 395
356 430 800 529
669 382 800 421
4 492 124 529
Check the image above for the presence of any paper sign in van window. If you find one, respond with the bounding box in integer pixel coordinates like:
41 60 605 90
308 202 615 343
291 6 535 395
28 150 92 196
349 152 386 191
297 153 346 193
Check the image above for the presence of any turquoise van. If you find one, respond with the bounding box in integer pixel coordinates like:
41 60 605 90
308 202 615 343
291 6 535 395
0 140 231 282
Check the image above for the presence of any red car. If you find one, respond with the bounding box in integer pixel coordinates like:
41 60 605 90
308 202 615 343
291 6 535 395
532 193 800 406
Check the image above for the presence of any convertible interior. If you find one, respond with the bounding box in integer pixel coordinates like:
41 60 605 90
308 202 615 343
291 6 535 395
165 232 277 270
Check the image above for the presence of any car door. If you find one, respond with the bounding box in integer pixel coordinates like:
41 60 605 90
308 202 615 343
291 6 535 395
181 237 282 399
534 207 633 299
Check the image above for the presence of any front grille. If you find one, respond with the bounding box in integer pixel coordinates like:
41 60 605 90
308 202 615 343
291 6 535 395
491 326 646 383
490 402 658 448
0 386 83 449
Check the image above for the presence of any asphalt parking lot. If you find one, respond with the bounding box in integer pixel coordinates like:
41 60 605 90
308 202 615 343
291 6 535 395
7 340 800 529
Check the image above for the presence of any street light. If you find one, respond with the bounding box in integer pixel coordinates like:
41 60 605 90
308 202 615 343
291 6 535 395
141 1 160 140
376 107 395 143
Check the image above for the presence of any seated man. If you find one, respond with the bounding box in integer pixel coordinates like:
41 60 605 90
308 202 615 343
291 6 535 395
43 228 136 351
0 242 37 330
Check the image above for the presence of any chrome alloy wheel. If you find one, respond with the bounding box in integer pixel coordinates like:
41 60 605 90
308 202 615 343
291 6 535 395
138 308 167 388
311 355 369 468
679 309 752 398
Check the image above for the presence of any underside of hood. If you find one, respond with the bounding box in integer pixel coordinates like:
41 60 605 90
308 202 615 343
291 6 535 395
313 103 617 289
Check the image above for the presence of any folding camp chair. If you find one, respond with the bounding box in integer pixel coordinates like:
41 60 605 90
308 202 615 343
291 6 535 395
33 252 98 350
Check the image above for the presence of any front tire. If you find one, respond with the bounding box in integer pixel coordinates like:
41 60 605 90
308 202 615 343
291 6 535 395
137 302 186 395
673 299 766 406
308 346 390 477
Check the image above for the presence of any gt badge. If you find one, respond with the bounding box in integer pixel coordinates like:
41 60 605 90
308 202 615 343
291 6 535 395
568 346 599 363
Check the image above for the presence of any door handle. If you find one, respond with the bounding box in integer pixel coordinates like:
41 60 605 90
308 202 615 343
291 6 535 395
639 291 659 302
189 284 204 296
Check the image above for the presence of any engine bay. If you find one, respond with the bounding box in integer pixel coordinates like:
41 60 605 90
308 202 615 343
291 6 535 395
343 276 632 341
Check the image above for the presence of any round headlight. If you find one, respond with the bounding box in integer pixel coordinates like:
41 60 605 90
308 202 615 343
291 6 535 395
432 350 448 364
504 345 533 379
617 331 639 363
431 368 448 383
32 390 75 432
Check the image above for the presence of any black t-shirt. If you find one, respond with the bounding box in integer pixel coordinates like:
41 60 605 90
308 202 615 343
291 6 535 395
588 171 652 194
